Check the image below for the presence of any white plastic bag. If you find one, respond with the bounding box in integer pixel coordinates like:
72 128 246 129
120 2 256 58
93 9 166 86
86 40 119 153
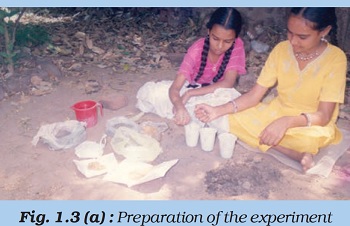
110 126 162 162
31 120 86 151
75 134 107 158
139 121 168 141
105 116 140 137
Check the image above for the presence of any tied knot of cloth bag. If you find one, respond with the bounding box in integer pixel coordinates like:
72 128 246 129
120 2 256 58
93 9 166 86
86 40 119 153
238 129 350 177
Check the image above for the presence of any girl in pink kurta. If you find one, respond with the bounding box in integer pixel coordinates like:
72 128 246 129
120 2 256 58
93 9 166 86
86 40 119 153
178 37 246 86
136 8 246 126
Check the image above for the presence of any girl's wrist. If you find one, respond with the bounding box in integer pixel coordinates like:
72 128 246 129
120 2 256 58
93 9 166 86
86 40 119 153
175 103 186 111
284 116 294 129
217 103 231 118
284 115 301 129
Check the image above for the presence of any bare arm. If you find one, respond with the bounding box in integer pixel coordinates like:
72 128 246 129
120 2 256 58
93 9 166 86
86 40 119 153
168 73 192 125
279 101 336 128
234 83 269 112
299 101 336 127
195 83 269 122
169 73 187 111
259 101 337 146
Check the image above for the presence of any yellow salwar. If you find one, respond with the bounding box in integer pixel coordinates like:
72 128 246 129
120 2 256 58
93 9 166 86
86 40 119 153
229 41 347 154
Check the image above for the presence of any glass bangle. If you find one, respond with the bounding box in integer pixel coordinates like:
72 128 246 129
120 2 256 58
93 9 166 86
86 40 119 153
231 100 238 113
301 113 311 127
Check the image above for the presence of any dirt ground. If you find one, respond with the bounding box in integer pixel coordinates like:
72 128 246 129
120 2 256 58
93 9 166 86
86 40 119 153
0 64 349 200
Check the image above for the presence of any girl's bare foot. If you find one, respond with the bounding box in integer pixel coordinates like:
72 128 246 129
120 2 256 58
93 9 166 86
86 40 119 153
273 146 315 172
300 153 315 172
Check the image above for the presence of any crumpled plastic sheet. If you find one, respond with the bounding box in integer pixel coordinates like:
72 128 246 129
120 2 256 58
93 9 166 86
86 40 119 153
105 116 140 137
103 158 179 187
110 126 162 162
31 120 86 151
75 134 107 158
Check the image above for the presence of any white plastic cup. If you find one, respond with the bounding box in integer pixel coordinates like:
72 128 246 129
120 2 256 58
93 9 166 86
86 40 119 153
199 127 217 152
184 122 201 147
218 132 237 159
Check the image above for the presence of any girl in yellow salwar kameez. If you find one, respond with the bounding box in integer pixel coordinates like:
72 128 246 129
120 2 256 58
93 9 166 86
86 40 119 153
195 7 347 171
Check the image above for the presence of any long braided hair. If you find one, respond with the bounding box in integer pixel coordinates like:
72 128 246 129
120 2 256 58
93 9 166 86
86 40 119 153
194 8 242 84
290 7 338 45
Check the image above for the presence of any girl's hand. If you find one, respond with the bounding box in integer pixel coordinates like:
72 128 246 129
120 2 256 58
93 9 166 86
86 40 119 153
173 107 191 126
194 104 219 123
259 117 290 146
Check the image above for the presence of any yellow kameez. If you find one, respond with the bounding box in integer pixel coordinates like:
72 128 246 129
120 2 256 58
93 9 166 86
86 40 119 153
229 41 347 154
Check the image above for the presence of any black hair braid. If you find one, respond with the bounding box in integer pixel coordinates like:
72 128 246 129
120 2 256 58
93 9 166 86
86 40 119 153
194 36 210 82
212 43 234 83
